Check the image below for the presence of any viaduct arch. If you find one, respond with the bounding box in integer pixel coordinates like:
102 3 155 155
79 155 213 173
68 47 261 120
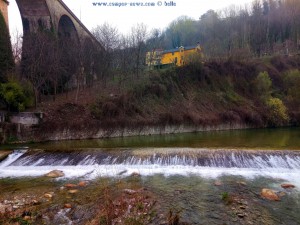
15 0 101 48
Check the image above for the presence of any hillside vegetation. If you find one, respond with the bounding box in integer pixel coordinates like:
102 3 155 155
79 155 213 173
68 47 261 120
38 55 300 134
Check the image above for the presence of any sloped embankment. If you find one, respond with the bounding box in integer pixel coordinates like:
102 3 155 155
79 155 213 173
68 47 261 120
24 56 300 141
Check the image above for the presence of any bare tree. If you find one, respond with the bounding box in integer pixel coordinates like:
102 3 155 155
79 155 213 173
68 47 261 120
46 37 65 101
22 32 80 105
145 29 165 68
22 33 49 107
11 29 23 64
130 23 148 78
92 22 120 51
92 23 120 82
114 34 135 87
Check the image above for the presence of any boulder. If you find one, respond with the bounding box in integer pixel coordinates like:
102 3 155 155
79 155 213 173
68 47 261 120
123 189 137 195
64 183 77 188
23 216 31 221
261 188 280 201
31 199 40 205
78 181 87 187
281 183 295 189
64 203 72 208
44 193 53 198
0 203 13 213
237 213 245 218
214 181 222 186
68 189 79 194
131 172 141 177
45 170 65 178
237 181 247 186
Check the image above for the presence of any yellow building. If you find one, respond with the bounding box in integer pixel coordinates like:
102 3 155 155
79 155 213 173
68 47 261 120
146 44 203 69
0 0 9 28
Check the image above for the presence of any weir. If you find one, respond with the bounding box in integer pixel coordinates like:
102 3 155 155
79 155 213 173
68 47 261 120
1 148 300 183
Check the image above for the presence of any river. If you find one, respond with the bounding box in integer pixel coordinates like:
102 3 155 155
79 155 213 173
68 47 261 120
1 127 300 224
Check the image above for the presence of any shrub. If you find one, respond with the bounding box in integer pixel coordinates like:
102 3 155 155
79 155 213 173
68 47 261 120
283 69 300 104
254 71 272 100
266 97 289 126
0 79 34 112
221 192 233 205
185 52 204 66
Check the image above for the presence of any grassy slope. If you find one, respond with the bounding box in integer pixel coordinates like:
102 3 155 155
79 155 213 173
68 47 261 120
37 55 300 136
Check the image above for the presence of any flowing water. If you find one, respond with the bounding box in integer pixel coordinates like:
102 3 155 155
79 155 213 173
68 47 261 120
1 128 300 224
1 128 300 181
1 148 300 186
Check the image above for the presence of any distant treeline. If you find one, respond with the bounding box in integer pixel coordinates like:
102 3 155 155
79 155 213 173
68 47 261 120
92 0 300 82
146 0 300 58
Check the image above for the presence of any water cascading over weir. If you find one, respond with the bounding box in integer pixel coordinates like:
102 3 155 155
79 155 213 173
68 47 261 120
1 148 300 184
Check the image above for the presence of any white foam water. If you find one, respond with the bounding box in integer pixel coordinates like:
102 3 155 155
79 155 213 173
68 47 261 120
1 148 300 187
0 150 27 168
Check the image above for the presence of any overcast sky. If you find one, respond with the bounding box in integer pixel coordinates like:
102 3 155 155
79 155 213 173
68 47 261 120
8 0 254 37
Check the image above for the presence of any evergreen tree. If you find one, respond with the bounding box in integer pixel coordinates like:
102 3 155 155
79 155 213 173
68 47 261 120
0 11 14 82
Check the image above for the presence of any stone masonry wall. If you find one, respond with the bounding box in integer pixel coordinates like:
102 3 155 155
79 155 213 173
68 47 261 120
0 0 9 28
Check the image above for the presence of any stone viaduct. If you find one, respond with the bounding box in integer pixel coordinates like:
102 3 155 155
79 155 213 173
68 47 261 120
16 0 101 47
0 0 9 28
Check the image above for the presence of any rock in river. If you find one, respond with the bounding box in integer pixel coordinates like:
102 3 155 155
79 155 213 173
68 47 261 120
281 183 296 189
78 181 88 187
44 193 53 198
45 170 65 178
123 189 137 195
214 181 222 186
64 203 72 208
0 203 13 213
64 183 77 188
68 189 79 194
261 188 280 201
